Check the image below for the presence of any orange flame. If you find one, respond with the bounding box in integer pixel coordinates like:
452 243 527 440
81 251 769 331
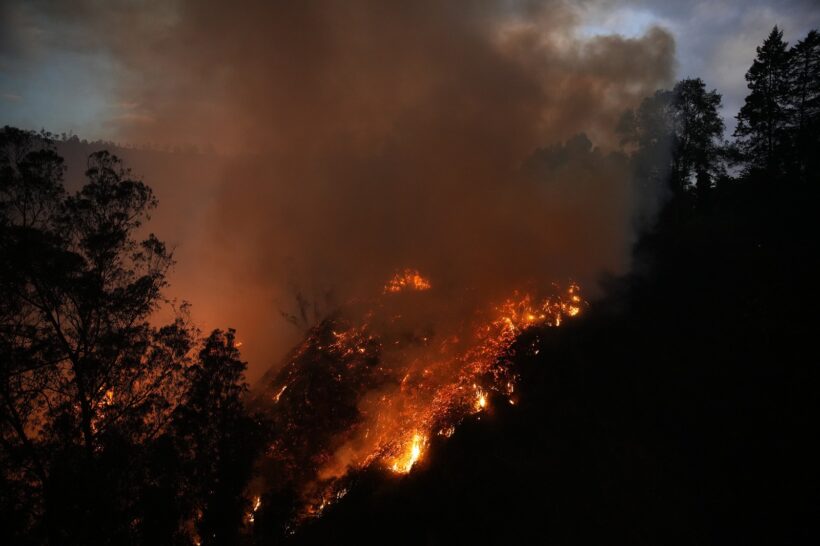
389 433 427 474
384 269 432 293
267 272 585 521
327 280 583 479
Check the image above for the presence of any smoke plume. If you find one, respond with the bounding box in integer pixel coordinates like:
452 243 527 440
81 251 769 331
15 1 676 380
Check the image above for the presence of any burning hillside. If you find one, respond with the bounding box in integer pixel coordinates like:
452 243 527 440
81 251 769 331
251 270 584 523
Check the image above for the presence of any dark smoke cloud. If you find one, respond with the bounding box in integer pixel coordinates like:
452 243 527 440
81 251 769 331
8 1 676 380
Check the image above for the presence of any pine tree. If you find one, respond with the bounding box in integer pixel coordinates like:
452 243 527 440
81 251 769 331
735 26 793 176
789 30 820 181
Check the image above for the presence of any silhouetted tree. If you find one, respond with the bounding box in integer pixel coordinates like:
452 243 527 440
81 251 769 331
617 89 675 224
618 78 725 223
0 127 66 544
735 27 793 176
0 127 274 545
0 126 197 543
669 78 725 197
172 329 266 546
789 30 820 182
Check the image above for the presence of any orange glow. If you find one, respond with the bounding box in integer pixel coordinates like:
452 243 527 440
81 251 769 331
367 281 583 480
384 269 432 293
272 384 287 403
389 433 427 474
269 273 585 521
475 388 488 412
247 495 262 524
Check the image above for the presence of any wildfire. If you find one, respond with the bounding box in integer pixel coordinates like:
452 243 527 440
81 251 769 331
247 496 262 524
257 271 585 523
474 388 488 412
389 433 427 474
272 384 287 403
384 268 432 293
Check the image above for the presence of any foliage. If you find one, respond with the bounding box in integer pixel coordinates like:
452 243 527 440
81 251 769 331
789 30 820 181
173 329 267 546
618 78 725 203
735 26 820 181
735 27 793 175
0 127 266 545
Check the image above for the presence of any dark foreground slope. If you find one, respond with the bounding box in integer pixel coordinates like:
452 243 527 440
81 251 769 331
283 179 820 545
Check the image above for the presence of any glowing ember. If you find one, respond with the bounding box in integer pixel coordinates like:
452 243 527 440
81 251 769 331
272 385 287 403
384 268 432 293
474 388 488 412
438 426 455 437
247 496 262 524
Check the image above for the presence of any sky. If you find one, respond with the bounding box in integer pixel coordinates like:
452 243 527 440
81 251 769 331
576 0 820 133
1 0 818 142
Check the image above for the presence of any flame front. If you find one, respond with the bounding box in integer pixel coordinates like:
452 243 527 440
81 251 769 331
257 273 585 522
389 433 427 474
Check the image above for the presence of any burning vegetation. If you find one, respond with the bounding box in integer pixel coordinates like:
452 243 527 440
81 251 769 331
383 269 433 294
252 271 584 522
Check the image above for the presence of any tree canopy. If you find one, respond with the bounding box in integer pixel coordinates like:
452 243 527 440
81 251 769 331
0 127 265 545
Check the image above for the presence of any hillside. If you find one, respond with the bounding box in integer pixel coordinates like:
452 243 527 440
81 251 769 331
281 178 820 544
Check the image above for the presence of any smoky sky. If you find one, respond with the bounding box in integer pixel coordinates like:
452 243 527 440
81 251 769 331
4 1 819 139
3 1 679 380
